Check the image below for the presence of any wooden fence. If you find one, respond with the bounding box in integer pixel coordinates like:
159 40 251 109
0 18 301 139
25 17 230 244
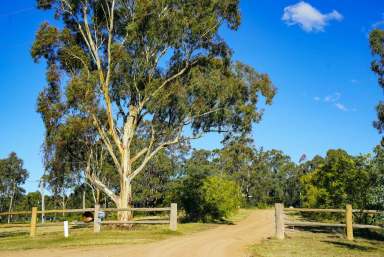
274 203 384 241
0 203 178 237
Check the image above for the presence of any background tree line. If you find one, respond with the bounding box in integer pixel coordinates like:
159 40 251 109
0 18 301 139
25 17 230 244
2 138 383 223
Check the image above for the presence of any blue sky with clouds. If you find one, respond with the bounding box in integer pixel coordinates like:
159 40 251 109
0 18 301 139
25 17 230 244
0 0 383 191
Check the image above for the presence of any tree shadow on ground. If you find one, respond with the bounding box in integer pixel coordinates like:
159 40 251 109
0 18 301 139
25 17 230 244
354 229 384 241
0 231 28 238
287 226 384 241
287 226 344 235
322 240 377 251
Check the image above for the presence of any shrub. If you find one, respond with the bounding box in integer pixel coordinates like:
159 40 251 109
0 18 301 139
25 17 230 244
201 176 242 221
174 173 242 222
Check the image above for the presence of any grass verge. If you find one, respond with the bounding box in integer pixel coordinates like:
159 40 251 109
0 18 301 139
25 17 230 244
0 223 216 251
0 208 251 251
250 230 384 257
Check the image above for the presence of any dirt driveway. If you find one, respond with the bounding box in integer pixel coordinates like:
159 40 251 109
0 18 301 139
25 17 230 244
1 209 274 257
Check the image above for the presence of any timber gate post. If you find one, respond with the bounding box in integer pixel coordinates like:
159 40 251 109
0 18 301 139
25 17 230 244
275 203 284 239
170 203 177 231
346 204 353 241
94 204 101 233
30 207 37 237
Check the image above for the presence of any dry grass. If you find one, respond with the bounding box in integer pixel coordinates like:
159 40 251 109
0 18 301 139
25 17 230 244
0 208 250 251
251 230 384 257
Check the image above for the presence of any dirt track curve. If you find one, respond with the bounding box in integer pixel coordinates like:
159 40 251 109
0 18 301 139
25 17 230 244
1 209 274 257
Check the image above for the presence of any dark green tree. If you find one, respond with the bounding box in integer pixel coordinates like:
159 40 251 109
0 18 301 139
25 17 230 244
369 145 384 210
32 0 275 221
16 192 41 212
369 29 384 143
170 149 219 221
215 136 255 203
133 149 179 208
0 153 29 222
300 149 372 210
250 149 297 207
201 176 242 220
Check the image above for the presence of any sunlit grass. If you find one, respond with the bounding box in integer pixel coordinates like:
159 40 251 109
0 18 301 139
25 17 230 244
0 208 251 251
250 230 384 257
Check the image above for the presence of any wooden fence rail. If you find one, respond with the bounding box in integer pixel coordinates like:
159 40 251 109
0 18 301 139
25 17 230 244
0 203 178 237
0 207 172 216
275 203 383 241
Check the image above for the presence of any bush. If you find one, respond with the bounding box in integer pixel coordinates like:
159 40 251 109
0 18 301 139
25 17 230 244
201 176 242 221
174 173 242 222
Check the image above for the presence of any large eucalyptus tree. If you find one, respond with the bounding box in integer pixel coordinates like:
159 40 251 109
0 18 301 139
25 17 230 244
370 29 384 142
32 0 275 221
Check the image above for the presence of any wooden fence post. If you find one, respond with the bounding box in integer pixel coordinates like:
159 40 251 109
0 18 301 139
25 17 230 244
275 203 284 240
170 203 177 231
94 204 100 233
30 207 37 237
346 204 353 241
64 221 69 238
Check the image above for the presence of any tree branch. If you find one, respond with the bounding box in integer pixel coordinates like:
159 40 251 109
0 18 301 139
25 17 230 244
85 151 118 204
129 133 180 180
92 115 122 176
130 147 148 164
80 2 123 156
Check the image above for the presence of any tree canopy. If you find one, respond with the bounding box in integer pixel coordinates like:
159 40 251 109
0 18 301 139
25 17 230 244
0 153 29 219
369 29 384 143
32 0 275 220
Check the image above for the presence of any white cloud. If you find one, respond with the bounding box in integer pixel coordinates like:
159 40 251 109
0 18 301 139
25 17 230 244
313 92 353 112
324 92 341 103
350 79 359 84
372 20 384 28
372 13 384 28
282 1 343 32
334 103 348 111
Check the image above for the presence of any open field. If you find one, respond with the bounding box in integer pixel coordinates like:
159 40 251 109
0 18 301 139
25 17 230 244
251 230 384 257
0 209 272 257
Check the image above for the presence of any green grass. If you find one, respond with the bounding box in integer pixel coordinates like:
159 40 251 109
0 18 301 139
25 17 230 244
229 208 254 223
0 208 250 251
0 223 217 251
251 230 384 257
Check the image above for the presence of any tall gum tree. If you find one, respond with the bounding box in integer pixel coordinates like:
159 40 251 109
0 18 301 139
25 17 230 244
370 29 384 143
32 0 276 221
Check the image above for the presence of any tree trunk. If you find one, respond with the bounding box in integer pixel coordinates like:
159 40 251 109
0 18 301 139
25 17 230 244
117 179 133 222
7 191 14 224
96 188 100 205
40 182 45 224
82 190 86 210
61 195 66 217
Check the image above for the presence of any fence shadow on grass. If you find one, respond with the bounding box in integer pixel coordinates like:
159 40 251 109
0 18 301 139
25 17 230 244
0 230 28 238
322 240 377 251
288 225 344 235
354 228 384 241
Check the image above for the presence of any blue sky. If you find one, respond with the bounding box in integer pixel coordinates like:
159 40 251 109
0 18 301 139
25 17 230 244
0 0 383 192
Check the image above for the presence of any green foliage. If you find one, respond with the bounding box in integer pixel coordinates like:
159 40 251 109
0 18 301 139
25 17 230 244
133 150 179 208
300 149 380 212
32 0 276 209
215 136 299 207
201 176 242 220
368 146 384 210
0 153 29 213
369 29 384 141
169 150 219 221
